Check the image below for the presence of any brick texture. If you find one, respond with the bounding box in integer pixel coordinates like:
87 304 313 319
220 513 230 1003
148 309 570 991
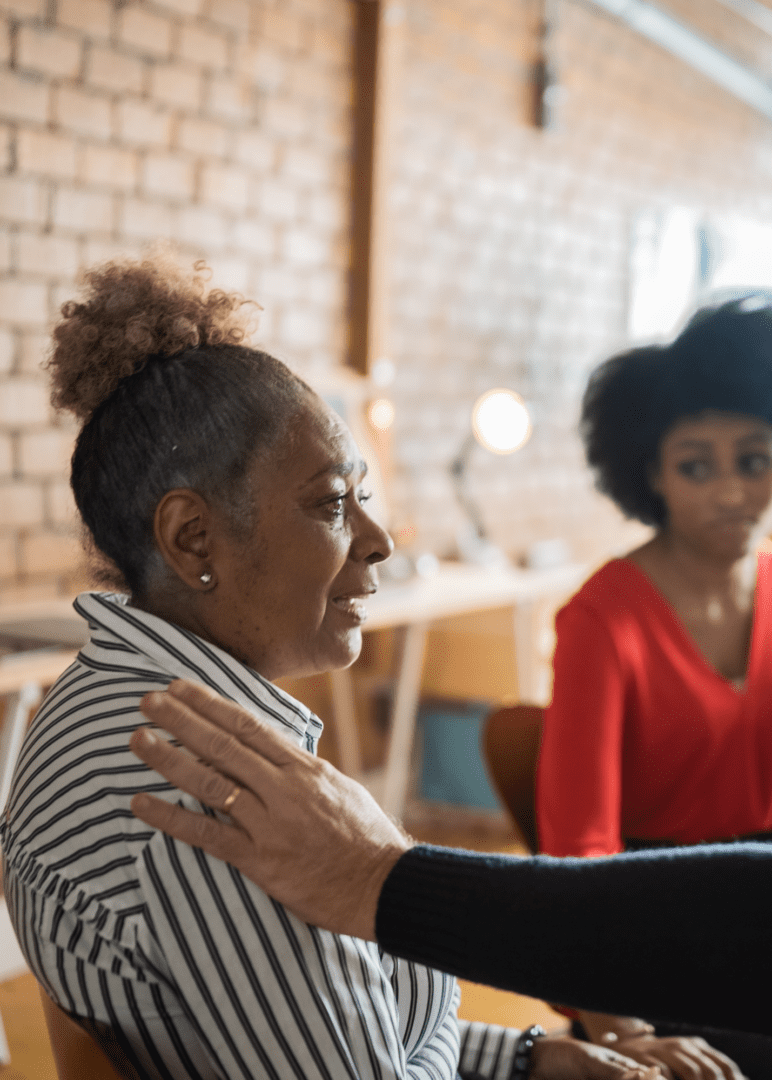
17 27 82 79
151 62 202 109
0 434 12 477
17 131 78 179
1 0 771 604
0 177 47 226
0 482 45 529
20 532 81 575
117 99 172 147
58 0 111 37
0 70 49 124
53 187 114 234
118 7 173 59
80 145 138 191
385 0 772 564
86 46 145 94
0 0 354 597
18 429 76 475
17 234 79 277
55 87 112 139
0 283 48 327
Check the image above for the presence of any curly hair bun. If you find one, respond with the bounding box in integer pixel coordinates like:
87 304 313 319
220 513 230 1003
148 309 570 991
48 251 256 423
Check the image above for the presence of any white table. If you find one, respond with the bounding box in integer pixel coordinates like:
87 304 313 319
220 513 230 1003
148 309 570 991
327 561 586 818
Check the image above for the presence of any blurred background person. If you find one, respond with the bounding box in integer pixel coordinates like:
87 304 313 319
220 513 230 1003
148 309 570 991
536 298 772 1077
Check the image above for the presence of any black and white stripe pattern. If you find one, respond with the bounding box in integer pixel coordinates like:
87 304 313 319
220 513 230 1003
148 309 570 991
2 593 521 1079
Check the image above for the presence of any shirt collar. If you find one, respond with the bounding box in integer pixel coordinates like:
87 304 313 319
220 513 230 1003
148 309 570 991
74 591 322 752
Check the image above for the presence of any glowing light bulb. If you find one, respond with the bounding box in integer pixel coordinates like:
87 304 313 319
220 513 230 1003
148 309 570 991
368 397 395 431
471 389 531 455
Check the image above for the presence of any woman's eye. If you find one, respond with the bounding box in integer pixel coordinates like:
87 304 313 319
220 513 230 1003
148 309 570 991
738 452 772 477
676 459 712 481
325 496 346 518
322 488 371 520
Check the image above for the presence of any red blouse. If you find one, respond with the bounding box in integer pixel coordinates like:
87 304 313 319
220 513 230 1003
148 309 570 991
536 555 772 857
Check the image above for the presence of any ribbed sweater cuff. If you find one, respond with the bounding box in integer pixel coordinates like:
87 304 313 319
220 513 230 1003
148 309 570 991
375 844 482 976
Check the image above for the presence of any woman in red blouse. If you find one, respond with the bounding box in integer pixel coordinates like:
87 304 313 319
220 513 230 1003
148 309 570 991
536 297 772 1079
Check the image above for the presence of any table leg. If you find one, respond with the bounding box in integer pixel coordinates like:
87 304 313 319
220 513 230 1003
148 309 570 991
0 681 42 815
513 599 539 704
0 1012 8 1065
381 621 428 819
328 669 363 778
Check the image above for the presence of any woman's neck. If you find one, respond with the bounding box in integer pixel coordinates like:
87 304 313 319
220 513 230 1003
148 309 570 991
627 532 756 606
626 532 759 682
132 586 218 648
131 585 271 677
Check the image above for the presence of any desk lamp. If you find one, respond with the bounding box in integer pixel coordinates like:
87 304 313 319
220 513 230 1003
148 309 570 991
450 388 532 566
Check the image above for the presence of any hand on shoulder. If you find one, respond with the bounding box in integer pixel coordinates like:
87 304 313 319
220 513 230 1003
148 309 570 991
130 680 412 939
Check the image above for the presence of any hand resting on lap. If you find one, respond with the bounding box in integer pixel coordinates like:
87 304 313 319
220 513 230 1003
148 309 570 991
531 1036 661 1079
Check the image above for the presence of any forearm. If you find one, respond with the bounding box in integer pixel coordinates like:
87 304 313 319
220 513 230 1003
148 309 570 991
376 843 772 1037
457 1020 521 1080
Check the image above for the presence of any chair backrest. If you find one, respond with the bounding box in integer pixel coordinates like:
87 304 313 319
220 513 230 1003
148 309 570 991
38 987 141 1080
483 704 544 852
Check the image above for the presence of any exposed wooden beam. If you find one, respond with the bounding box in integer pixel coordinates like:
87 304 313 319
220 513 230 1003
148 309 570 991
348 1 404 375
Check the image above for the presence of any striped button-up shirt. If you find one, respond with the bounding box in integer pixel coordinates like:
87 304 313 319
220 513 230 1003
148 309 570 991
2 592 522 1080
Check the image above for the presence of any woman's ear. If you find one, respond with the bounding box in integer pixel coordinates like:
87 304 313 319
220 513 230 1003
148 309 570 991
153 489 217 591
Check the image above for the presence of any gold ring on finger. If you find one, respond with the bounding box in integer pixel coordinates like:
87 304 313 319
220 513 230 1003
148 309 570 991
222 785 241 814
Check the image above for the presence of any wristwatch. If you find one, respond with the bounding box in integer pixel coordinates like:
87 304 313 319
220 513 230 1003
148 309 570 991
510 1024 546 1080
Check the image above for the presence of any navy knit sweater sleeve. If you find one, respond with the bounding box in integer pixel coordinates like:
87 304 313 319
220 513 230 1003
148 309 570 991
376 843 772 1038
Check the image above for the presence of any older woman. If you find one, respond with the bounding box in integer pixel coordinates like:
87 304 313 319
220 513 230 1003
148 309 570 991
0 255 654 1080
535 298 772 1077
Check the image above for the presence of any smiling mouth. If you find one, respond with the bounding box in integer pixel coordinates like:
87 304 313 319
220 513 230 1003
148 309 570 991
330 592 375 622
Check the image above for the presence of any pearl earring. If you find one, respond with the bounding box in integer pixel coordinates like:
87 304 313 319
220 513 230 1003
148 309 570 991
200 572 212 585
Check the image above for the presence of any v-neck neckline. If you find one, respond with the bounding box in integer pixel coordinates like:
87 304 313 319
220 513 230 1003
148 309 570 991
616 556 760 696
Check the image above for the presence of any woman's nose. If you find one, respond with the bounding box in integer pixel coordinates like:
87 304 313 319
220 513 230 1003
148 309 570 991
353 506 394 564
715 476 746 506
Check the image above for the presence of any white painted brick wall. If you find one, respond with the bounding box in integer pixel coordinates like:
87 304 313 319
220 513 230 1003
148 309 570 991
1 2 355 621
17 26 82 80
118 7 173 59
86 46 146 94
0 70 50 124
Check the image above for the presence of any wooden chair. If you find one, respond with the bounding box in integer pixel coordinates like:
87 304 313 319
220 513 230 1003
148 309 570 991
39 987 144 1080
483 704 544 852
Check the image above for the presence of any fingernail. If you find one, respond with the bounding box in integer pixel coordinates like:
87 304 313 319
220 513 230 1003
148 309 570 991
135 727 157 747
144 692 165 709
